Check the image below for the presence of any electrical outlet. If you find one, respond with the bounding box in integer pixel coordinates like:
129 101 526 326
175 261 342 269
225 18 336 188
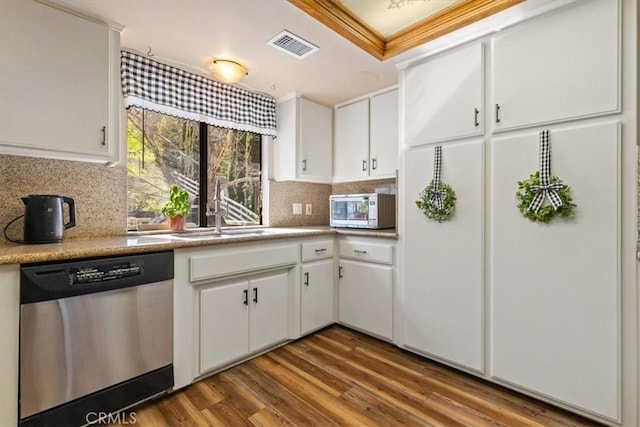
305 203 312 215
292 203 302 215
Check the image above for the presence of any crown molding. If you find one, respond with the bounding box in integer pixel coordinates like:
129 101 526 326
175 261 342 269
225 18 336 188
288 0 525 60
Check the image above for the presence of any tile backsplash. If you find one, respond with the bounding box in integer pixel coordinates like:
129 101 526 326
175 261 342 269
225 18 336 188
267 177 397 227
0 154 399 242
268 180 332 227
0 155 127 242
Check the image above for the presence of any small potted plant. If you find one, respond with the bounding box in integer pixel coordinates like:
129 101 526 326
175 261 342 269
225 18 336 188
160 184 191 231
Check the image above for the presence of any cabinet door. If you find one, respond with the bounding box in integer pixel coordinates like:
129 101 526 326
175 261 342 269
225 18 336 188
200 281 249 373
249 273 289 352
0 0 117 162
402 139 484 372
301 260 335 335
334 99 370 181
490 121 620 419
274 97 297 181
404 42 483 147
491 0 619 131
299 98 333 181
370 89 398 177
338 260 392 340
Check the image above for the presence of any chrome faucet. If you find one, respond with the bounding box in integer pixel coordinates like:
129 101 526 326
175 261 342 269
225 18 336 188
206 179 226 233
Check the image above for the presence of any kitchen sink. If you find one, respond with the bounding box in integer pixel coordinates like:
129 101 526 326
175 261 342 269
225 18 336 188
135 227 314 243
170 228 272 240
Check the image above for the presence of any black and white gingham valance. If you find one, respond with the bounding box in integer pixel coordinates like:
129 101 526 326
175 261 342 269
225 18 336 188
120 51 277 136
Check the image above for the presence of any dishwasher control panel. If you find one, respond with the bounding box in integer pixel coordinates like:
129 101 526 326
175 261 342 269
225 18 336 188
71 261 143 284
20 251 174 304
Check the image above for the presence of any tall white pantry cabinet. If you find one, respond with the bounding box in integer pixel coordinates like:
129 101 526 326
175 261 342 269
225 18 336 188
398 1 638 426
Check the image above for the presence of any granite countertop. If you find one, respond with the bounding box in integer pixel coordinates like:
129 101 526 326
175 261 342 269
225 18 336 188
0 226 398 265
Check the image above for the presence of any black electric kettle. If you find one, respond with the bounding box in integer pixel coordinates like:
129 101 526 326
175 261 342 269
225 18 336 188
22 195 76 244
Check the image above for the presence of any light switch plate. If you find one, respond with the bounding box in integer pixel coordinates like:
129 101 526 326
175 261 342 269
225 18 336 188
305 203 312 215
293 203 302 215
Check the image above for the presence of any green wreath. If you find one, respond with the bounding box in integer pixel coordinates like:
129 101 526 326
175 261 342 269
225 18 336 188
416 181 456 222
516 171 576 223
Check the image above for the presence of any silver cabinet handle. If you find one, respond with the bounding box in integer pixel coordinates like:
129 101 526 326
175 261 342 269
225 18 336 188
314 248 327 253
101 126 106 146
495 104 501 123
354 249 368 254
302 159 307 171
362 160 367 171
371 157 377 170
304 272 310 286
474 108 479 127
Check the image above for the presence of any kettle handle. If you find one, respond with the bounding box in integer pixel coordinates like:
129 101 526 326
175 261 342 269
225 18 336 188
62 197 76 229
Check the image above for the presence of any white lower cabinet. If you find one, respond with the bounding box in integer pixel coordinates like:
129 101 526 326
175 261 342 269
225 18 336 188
300 239 336 335
301 260 335 335
200 272 289 374
338 238 394 340
174 241 298 385
200 281 249 373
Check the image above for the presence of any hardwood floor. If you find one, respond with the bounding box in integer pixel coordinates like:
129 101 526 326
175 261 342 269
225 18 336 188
115 326 599 426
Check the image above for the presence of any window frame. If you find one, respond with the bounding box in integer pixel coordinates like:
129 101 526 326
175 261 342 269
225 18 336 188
127 108 263 229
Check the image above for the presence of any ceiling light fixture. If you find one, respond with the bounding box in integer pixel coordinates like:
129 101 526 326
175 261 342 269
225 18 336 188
208 59 248 84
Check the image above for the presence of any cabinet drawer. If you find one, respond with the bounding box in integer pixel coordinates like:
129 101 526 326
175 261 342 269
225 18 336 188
301 239 334 261
191 244 298 282
339 240 393 265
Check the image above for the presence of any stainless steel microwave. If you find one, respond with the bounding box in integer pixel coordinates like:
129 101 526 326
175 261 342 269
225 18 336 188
330 193 396 229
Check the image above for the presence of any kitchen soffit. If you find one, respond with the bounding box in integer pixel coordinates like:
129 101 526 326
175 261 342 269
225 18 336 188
288 0 525 60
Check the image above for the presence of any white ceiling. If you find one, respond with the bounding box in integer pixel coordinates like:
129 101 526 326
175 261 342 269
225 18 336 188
75 0 400 107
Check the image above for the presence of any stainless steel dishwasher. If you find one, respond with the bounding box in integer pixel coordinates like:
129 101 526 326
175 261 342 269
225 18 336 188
19 251 174 427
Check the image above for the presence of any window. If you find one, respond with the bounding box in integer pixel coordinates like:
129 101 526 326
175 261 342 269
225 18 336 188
127 107 262 230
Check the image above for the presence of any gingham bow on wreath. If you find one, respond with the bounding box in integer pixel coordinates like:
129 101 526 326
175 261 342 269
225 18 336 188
527 130 564 213
415 145 457 222
515 129 576 223
428 146 447 210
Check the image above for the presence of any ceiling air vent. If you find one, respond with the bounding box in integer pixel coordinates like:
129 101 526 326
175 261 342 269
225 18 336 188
267 30 319 59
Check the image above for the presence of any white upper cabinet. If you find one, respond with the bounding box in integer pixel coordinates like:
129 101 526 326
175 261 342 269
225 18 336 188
334 88 398 182
369 89 399 178
0 0 122 163
491 0 619 132
334 99 370 181
274 95 333 183
404 42 483 147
